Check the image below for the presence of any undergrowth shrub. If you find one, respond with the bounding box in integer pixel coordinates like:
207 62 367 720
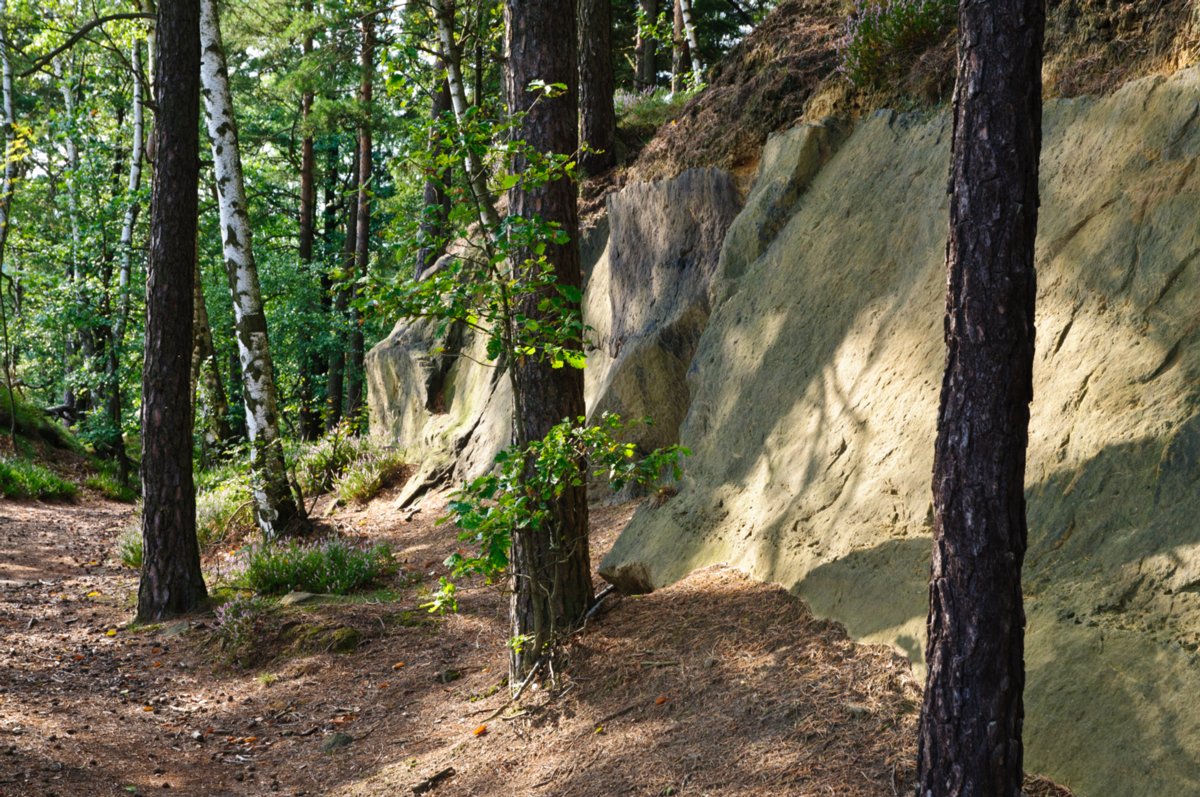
241 538 394 596
839 0 956 88
615 86 698 132
336 449 408 505
85 465 137 503
294 422 373 495
196 477 254 547
214 594 272 667
0 387 82 452
0 457 77 500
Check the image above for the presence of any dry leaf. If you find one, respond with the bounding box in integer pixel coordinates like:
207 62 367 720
472 724 487 736
391 662 406 670
655 695 669 706
105 629 117 637
142 706 154 712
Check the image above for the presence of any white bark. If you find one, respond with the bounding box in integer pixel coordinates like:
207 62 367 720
114 40 143 351
432 0 501 230
0 0 15 264
200 0 301 538
679 0 702 88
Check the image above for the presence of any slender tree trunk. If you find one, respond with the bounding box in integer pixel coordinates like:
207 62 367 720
678 0 702 88
916 1 1045 795
56 59 86 413
345 12 374 424
416 73 453 279
192 258 234 462
297 3 321 440
577 0 616 175
326 144 356 431
0 0 19 429
104 39 145 486
670 0 683 93
137 0 207 622
504 0 593 684
635 0 657 90
433 0 501 230
200 0 307 538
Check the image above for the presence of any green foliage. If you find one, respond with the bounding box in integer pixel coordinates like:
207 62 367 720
0 456 77 500
115 524 143 569
293 422 374 494
85 464 137 502
196 472 255 548
0 387 83 452
241 537 395 596
838 0 956 88
424 413 688 612
615 86 701 133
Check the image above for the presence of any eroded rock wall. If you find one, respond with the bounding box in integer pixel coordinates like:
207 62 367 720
601 69 1200 796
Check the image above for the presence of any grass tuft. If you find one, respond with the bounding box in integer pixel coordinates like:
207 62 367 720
241 537 394 596
0 456 77 500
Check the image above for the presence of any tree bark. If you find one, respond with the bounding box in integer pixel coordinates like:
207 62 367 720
0 0 18 426
103 38 146 486
416 73 453 279
504 0 593 683
192 257 234 462
137 0 208 622
326 144 357 431
670 0 683 94
678 0 702 88
577 0 615 175
916 1 1045 795
345 12 373 424
297 2 321 440
433 0 501 231
634 0 657 91
200 0 307 538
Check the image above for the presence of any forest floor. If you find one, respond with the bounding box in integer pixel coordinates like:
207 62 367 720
0 490 1072 797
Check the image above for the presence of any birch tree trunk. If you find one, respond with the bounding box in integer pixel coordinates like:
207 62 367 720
433 0 501 230
678 0 702 88
103 38 145 486
0 0 16 428
200 0 306 538
55 59 86 413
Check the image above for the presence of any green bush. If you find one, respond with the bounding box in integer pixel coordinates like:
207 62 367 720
838 0 956 88
615 86 697 132
0 387 84 452
0 457 77 500
294 423 373 495
213 594 272 667
197 478 255 547
241 537 394 596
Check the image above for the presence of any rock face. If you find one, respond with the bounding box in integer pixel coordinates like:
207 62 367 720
584 168 742 457
367 168 741 496
601 68 1200 796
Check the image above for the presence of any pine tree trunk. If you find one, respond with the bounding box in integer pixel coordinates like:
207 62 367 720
138 0 208 622
504 0 593 684
634 0 657 91
297 4 321 441
345 13 373 424
916 1 1045 794
326 145 357 431
200 0 306 538
577 0 616 175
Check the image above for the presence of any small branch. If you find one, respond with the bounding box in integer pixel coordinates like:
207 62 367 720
18 14 155 78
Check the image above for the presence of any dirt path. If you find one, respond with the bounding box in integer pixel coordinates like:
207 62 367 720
0 494 1068 797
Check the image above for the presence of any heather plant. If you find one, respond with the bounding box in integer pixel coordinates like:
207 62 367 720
838 0 956 88
241 537 394 596
214 595 272 667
